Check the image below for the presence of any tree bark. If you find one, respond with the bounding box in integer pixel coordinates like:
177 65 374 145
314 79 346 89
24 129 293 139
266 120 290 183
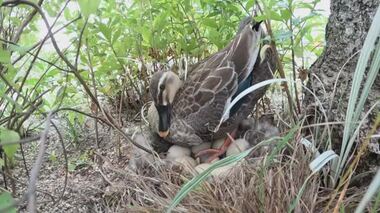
305 0 380 155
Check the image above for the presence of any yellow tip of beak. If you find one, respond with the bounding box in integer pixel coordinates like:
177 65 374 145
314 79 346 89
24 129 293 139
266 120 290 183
158 130 169 138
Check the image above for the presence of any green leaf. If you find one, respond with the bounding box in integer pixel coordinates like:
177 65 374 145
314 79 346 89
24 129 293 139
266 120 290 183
139 27 152 45
8 44 31 55
280 9 292 21
78 0 101 18
112 28 122 44
0 128 20 161
202 18 217 28
0 192 16 213
0 48 11 64
269 11 283 21
245 0 255 10
99 23 111 42
68 162 76 172
153 13 167 32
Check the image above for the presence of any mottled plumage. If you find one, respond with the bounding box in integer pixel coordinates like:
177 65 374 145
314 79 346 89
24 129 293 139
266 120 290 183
148 17 276 148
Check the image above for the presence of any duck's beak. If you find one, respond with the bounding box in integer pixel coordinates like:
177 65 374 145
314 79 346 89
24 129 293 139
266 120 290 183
156 104 171 138
158 130 169 138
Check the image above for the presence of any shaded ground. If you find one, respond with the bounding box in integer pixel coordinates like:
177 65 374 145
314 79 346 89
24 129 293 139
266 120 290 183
5 118 136 212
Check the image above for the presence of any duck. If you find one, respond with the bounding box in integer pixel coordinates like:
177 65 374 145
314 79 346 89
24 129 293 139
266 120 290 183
148 17 276 161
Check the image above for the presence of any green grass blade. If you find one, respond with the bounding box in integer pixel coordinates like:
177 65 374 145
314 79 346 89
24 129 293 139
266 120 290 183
371 190 380 213
336 5 380 181
288 173 314 213
309 150 338 174
355 169 380 213
352 36 380 122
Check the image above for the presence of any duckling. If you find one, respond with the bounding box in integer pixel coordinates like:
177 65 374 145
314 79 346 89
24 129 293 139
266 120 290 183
128 132 155 171
191 142 212 156
193 162 236 179
212 138 225 149
237 115 280 156
166 145 191 160
226 138 250 156
173 156 198 171
194 163 211 174
210 164 235 178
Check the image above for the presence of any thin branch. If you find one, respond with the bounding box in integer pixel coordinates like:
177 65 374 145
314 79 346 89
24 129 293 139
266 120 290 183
0 71 27 101
85 38 100 147
256 2 298 123
2 0 76 70
289 2 301 113
6 0 71 129
27 41 76 100
236 0 250 15
0 38 69 72
50 121 68 208
74 19 88 69
53 108 155 155
26 112 52 213
110 45 142 103
2 0 154 158
12 16 81 65
11 0 44 43
3 0 102 112
0 135 41 147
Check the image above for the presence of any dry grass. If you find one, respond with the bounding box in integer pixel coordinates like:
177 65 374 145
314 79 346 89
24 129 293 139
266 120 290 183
89 136 328 212
8 109 375 212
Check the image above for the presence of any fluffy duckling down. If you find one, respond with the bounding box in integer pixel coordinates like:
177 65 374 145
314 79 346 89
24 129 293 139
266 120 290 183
191 142 211 156
212 138 225 149
167 145 191 159
194 162 236 178
128 132 155 171
226 138 250 156
173 156 197 170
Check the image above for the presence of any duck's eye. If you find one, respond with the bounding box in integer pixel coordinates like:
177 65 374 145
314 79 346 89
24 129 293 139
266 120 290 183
159 84 165 90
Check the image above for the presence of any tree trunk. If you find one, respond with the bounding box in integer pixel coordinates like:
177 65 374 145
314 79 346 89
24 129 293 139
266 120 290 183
305 0 380 155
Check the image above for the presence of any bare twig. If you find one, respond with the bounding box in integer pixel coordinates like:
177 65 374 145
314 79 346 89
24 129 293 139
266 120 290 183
26 112 52 213
85 38 100 147
53 108 155 154
74 18 88 69
50 121 68 208
0 135 41 147
110 45 142 103
256 2 298 123
0 38 69 72
288 2 301 114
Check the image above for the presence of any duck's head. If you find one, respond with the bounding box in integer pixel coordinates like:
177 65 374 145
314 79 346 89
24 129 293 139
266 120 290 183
149 71 182 138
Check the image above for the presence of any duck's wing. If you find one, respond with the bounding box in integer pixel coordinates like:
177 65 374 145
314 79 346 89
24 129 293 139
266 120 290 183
216 44 277 137
174 64 237 132
173 23 262 132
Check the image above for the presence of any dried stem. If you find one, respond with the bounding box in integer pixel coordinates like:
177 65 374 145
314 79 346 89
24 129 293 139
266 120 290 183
26 112 52 213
